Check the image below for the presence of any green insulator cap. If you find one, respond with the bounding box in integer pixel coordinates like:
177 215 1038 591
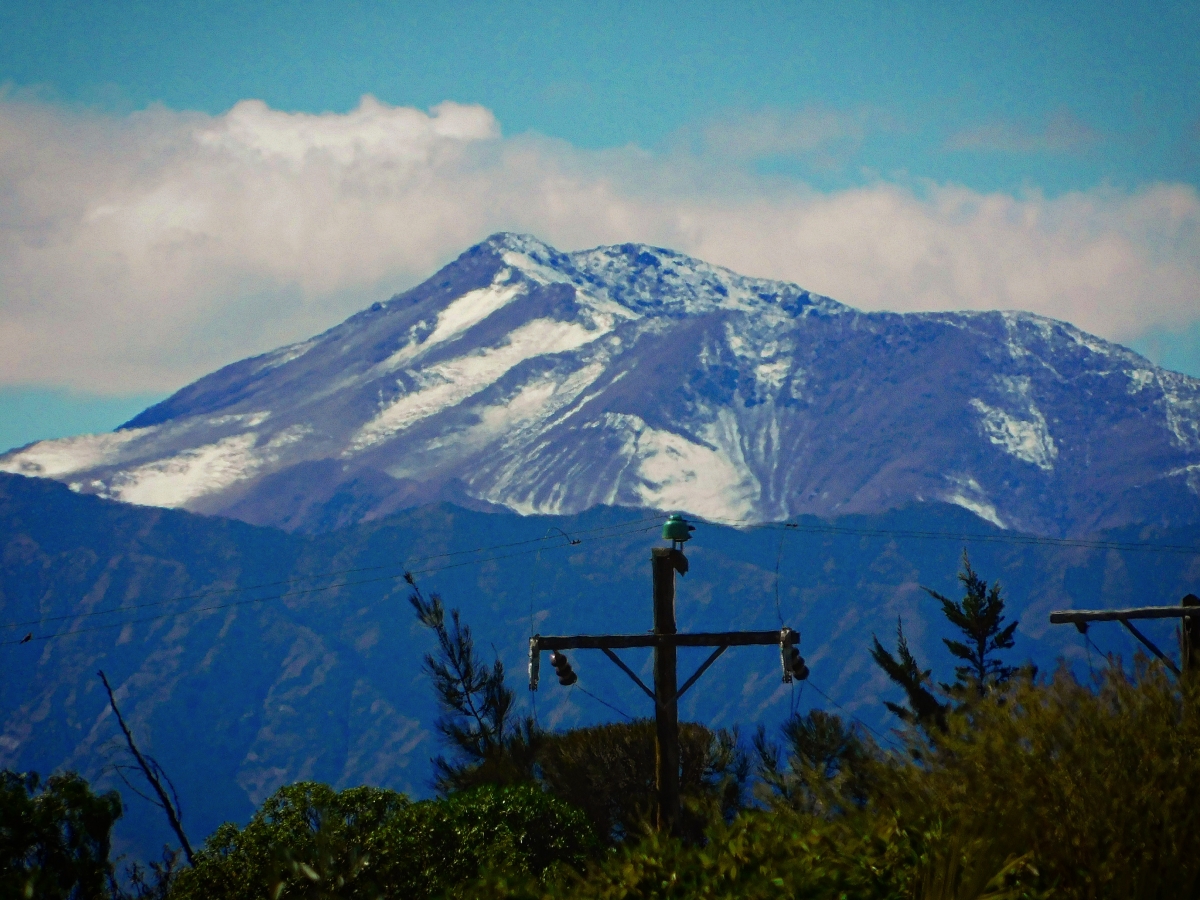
662 513 695 542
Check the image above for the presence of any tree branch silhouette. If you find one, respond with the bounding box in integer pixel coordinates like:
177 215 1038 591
98 670 195 866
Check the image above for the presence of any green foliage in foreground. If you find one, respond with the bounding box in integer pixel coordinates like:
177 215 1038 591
168 782 595 900
9 660 1200 899
0 770 122 900
463 662 1200 900
538 720 748 844
876 661 1200 898
468 811 929 900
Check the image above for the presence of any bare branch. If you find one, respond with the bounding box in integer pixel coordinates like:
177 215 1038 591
98 671 196 866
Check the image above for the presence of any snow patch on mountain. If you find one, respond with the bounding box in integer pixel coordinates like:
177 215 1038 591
941 474 1005 528
570 244 844 319
261 339 319 372
1127 369 1156 393
500 250 573 287
104 433 263 506
596 409 759 521
1159 372 1200 451
971 398 1057 471
0 429 150 478
474 361 608 442
406 360 612 482
207 411 271 428
90 424 311 507
381 279 525 372
970 377 1058 471
351 316 612 452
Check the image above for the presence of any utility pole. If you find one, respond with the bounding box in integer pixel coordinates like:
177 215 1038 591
652 546 682 832
1049 594 1200 678
1183 594 1200 677
530 514 808 834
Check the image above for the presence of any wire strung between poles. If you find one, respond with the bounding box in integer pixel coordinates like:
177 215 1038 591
574 684 633 722
4 521 661 646
0 514 664 632
805 678 898 750
697 515 1200 557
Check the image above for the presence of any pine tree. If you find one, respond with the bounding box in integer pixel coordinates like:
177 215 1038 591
406 573 540 792
870 618 947 731
925 551 1018 697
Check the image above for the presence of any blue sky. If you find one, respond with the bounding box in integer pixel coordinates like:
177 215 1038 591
7 1 1197 192
1 0 1198 451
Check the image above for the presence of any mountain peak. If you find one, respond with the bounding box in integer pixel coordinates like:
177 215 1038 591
3 234 1198 536
476 231 560 259
567 241 846 319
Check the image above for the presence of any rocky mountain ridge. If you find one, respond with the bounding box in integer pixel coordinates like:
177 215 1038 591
3 233 1198 536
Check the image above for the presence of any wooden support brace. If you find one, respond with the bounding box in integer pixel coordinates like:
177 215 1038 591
1183 594 1200 677
601 647 656 700
1119 619 1181 676
678 645 727 699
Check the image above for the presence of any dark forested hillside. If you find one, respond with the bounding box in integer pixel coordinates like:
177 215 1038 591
2 471 1197 862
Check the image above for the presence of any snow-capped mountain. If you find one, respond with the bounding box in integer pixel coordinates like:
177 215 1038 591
4 233 1199 535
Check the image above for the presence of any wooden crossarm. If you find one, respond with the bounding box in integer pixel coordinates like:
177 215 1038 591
531 630 797 651
1050 606 1200 624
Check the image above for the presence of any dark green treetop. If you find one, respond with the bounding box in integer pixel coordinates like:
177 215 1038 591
926 551 1019 696
406 573 541 793
0 770 122 900
870 618 948 731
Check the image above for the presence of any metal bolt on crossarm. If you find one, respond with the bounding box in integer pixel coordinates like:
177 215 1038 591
529 513 807 835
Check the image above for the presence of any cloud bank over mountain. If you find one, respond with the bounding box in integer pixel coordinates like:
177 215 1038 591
2 94 1198 392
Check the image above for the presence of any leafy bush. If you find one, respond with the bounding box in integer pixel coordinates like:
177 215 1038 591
0 770 122 900
168 782 595 900
464 808 927 900
168 782 400 899
365 783 595 897
538 720 747 844
867 661 1200 898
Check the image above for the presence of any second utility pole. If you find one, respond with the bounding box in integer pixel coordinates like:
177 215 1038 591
652 546 684 833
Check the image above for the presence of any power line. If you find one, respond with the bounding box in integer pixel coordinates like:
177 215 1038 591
805 678 897 750
698 515 1200 557
772 530 786 627
0 514 663 632
405 522 658 578
776 522 1200 556
2 519 661 646
574 684 633 722
1 570 409 647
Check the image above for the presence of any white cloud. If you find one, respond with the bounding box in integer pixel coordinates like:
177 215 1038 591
0 94 1198 392
696 105 876 164
947 108 1102 154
